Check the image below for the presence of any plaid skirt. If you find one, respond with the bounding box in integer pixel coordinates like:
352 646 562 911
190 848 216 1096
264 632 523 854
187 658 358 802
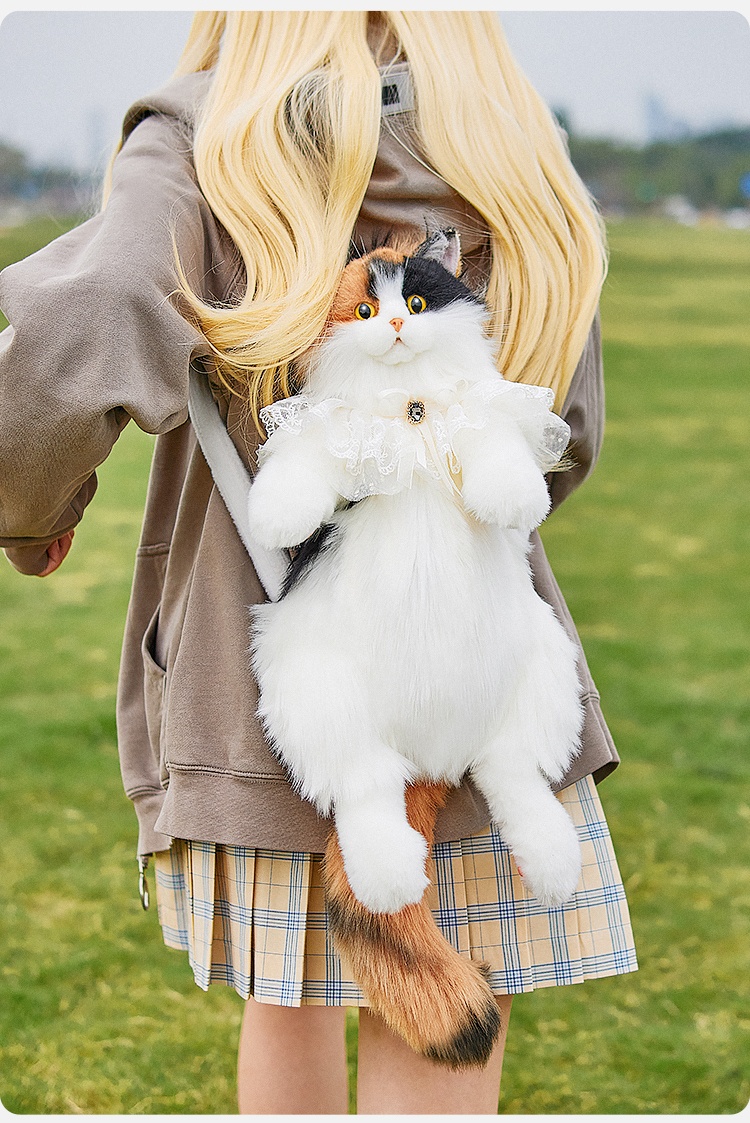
153 774 637 1004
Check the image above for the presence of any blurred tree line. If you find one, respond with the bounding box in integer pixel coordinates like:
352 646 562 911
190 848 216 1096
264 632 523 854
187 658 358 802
2 122 750 218
0 140 81 200
555 111 750 213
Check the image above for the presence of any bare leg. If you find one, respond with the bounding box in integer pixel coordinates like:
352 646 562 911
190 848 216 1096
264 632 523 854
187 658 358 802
237 998 349 1115
356 996 512 1115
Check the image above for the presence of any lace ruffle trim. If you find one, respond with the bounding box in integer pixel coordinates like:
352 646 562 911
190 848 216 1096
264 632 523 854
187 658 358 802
259 377 570 502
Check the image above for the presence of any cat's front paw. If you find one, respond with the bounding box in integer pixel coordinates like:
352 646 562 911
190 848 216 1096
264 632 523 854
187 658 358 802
341 820 430 914
463 465 551 531
247 463 337 549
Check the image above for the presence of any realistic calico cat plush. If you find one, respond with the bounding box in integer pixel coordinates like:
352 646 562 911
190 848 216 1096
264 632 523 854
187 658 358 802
246 229 584 1067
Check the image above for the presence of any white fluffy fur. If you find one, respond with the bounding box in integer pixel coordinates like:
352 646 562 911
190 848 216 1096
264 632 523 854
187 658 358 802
247 254 584 913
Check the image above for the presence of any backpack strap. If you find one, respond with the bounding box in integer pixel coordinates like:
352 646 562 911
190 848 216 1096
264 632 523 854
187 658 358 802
187 366 288 602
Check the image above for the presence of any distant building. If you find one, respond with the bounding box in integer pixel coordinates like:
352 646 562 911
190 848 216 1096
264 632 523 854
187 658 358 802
644 94 692 143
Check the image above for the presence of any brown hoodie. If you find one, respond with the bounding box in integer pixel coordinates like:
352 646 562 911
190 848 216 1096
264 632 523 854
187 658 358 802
0 72 618 857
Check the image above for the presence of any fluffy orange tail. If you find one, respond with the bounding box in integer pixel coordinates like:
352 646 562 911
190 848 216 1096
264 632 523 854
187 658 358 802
323 781 501 1068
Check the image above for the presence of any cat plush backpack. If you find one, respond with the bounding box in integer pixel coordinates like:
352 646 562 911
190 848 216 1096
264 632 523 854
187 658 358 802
192 229 584 1068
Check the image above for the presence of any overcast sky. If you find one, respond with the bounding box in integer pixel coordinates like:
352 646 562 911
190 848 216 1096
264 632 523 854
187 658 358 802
0 10 749 173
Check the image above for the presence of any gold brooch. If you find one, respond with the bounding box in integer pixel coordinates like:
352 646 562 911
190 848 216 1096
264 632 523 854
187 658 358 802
406 399 426 425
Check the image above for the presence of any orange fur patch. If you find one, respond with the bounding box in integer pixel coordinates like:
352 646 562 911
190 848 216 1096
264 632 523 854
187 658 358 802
328 257 371 325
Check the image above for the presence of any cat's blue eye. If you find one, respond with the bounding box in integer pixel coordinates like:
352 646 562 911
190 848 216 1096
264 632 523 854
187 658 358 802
407 294 426 314
355 302 376 320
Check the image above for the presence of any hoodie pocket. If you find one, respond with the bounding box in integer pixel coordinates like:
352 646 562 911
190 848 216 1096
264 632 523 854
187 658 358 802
141 605 168 785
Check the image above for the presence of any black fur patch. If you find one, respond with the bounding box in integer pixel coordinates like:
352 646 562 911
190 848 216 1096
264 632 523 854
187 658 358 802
425 998 502 1069
367 253 483 311
403 255 483 311
280 523 339 599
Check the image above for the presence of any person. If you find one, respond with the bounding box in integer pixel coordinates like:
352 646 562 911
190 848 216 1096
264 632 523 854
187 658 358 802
0 11 637 1115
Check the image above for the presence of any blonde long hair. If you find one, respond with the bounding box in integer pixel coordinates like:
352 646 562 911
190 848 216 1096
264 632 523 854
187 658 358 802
170 11 606 430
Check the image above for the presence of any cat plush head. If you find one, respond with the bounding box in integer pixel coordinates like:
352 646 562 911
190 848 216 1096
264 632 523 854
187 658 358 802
329 229 486 366
301 230 491 403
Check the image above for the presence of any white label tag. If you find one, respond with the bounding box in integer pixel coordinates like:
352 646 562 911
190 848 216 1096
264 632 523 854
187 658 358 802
381 69 414 117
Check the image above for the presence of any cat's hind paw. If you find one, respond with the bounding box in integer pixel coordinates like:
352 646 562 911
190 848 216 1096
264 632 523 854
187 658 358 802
340 819 430 914
512 808 582 907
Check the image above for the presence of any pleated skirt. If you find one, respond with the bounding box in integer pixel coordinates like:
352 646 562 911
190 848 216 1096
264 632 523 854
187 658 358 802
153 774 637 1004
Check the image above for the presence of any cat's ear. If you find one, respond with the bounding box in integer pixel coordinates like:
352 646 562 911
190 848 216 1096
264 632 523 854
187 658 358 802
415 228 461 277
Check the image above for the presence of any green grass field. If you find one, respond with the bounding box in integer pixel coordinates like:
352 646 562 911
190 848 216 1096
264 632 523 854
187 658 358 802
1 215 749 1114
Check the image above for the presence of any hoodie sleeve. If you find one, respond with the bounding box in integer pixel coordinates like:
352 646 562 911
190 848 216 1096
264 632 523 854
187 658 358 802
0 108 225 575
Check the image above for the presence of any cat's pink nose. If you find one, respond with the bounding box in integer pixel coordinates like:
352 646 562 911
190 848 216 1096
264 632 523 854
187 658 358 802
390 318 404 333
